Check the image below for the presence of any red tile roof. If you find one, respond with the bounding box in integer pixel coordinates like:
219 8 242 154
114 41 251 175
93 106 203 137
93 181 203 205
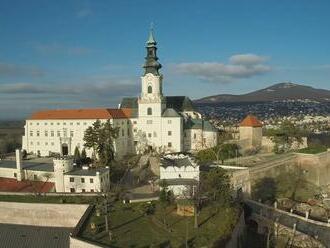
240 115 262 127
0 177 54 193
29 108 132 120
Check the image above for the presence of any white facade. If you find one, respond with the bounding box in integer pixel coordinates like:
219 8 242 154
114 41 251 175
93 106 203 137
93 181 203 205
22 118 134 158
0 150 110 193
64 168 110 193
160 154 199 197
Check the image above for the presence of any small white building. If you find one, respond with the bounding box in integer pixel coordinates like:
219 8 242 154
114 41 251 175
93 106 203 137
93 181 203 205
0 150 110 193
160 154 199 197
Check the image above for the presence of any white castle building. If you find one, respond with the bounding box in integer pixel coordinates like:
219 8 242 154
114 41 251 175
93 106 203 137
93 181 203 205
0 149 110 193
22 30 218 158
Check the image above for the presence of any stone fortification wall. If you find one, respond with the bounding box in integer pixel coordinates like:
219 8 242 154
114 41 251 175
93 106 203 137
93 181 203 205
0 201 88 227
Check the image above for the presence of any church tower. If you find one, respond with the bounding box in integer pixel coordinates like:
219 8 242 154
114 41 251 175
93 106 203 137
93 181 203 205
138 28 166 117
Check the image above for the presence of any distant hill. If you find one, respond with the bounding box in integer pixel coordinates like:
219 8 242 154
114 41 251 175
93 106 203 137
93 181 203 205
195 83 330 104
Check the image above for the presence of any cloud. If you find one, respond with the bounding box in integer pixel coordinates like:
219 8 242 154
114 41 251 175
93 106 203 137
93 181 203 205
76 8 92 18
0 83 47 93
0 78 139 97
171 53 271 83
229 54 268 65
0 62 44 77
35 43 92 56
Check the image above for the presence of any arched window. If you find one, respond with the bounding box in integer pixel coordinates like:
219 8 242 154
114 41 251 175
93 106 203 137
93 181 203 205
147 107 152 115
148 85 152 94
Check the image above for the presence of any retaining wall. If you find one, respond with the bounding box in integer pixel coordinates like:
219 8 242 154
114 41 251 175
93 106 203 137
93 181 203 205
0 201 89 227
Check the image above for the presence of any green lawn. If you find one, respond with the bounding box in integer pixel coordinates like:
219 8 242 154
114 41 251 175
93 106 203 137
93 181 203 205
297 145 327 154
0 194 98 204
80 201 240 247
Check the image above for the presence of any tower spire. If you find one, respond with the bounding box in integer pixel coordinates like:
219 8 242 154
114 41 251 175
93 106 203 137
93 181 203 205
143 25 162 75
147 22 156 46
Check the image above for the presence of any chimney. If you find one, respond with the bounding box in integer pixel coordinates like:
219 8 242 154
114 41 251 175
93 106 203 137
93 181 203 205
16 149 22 170
15 149 23 181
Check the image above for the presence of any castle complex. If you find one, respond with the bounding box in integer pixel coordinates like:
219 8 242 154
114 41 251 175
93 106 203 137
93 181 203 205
22 30 218 158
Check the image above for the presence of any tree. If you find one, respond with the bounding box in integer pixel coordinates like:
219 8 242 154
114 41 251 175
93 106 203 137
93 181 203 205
201 167 232 211
266 120 304 153
159 179 171 226
73 146 81 164
81 148 87 164
83 119 119 167
83 119 102 161
97 120 119 167
196 143 240 164
252 177 277 203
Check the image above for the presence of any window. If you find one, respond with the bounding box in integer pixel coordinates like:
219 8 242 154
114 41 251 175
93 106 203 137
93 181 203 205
147 107 152 115
147 120 152 124
90 178 94 183
51 142 54 146
30 141 33 145
36 123 39 126
36 131 40 137
70 131 74 137
30 131 33 137
153 132 157 137
81 178 85 183
134 128 137 133
63 122 66 125
14 173 17 178
83 122 87 125
33 175 37 180
51 131 54 137
77 122 80 125
82 189 86 193
134 141 138 146
168 131 172 136
63 131 67 137
70 122 73 126
50 122 53 126
168 120 172 124
122 129 124 136
57 123 60 125
168 142 172 148
148 85 152 93
57 131 60 137
148 133 152 138
70 177 74 182
194 133 197 139
70 188 75 193
45 131 48 137
44 122 48 126
127 128 130 137
133 121 137 124
90 189 94 192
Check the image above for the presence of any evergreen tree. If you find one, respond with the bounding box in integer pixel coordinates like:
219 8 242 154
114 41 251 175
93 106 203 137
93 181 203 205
83 119 102 161
73 146 81 164
83 119 119 167
97 120 119 167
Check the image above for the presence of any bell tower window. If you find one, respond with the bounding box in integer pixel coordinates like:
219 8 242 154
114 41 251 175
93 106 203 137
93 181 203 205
147 108 152 115
148 85 152 94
